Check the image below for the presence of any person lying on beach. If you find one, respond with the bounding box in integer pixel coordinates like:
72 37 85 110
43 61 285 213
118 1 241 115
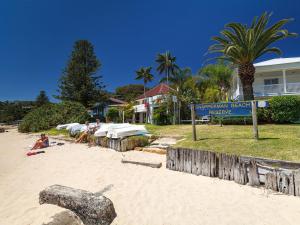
75 121 91 143
31 133 49 150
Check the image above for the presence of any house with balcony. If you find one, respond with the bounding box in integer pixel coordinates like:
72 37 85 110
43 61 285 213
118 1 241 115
232 57 300 100
133 83 172 124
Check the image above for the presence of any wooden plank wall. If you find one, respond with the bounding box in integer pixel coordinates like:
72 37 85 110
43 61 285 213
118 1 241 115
167 147 300 197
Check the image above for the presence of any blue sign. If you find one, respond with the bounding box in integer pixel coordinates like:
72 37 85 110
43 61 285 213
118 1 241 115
195 101 267 117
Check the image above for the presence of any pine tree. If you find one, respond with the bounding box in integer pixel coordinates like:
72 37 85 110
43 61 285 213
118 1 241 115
56 40 106 107
36 90 49 107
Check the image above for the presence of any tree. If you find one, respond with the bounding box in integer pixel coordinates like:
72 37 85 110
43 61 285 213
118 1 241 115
56 40 106 107
209 12 296 100
156 51 179 85
0 101 35 123
36 90 49 107
199 62 233 101
163 68 192 122
135 67 154 97
115 84 148 102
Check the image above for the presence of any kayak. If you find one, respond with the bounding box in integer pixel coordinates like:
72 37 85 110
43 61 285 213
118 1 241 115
56 123 79 130
94 123 130 137
106 125 148 139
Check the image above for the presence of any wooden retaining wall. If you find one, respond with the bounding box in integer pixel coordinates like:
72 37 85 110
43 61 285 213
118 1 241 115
96 137 147 152
167 148 300 196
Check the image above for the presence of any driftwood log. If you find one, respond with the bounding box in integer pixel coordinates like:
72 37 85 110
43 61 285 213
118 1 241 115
121 158 162 168
39 185 117 225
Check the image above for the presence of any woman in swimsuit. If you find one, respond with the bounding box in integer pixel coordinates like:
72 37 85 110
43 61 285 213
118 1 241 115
31 133 49 150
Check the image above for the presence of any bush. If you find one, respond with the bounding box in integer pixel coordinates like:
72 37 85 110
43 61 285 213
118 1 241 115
126 136 149 147
153 104 172 125
257 96 300 123
18 101 90 132
211 116 252 125
268 96 300 123
106 108 120 122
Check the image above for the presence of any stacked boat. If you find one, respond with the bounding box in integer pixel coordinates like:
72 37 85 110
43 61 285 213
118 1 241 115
56 122 148 139
97 124 148 139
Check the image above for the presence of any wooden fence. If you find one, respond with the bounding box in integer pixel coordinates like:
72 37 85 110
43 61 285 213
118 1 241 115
166 147 300 196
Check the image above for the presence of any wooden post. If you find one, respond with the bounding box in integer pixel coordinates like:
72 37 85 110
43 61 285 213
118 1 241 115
122 110 125 123
191 104 197 141
173 101 176 125
251 100 259 140
132 112 135 124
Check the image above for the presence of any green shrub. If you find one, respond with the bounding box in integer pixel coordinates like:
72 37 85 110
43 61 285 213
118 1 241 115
18 101 89 133
153 104 172 125
127 135 149 147
268 96 300 123
257 107 273 123
211 116 252 125
106 108 120 122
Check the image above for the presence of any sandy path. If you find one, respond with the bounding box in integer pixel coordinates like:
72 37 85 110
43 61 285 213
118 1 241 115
1 129 300 225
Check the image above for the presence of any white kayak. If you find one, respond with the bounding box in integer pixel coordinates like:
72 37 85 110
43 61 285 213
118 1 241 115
94 123 130 137
69 124 85 136
56 123 79 130
66 123 81 130
106 125 148 139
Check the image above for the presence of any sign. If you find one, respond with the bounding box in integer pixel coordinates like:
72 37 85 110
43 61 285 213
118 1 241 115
134 104 147 113
195 101 268 117
172 96 177 103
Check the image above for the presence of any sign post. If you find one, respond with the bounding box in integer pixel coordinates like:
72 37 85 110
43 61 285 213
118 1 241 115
191 104 197 141
251 101 259 140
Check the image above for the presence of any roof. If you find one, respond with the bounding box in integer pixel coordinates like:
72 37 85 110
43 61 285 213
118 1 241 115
254 57 300 67
136 83 171 100
108 97 127 105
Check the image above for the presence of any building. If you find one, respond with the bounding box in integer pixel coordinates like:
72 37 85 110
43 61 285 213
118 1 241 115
133 83 173 124
232 57 300 99
90 97 127 119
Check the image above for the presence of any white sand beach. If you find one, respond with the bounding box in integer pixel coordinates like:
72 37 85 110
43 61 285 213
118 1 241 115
1 129 300 225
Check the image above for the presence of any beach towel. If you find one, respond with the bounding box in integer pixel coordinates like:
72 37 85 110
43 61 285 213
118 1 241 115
27 151 45 156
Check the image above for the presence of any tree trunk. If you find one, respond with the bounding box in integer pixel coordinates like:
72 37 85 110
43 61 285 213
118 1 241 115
238 63 255 101
178 101 181 124
144 82 148 123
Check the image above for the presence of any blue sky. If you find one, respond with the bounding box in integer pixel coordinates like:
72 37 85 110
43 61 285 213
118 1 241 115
0 0 299 101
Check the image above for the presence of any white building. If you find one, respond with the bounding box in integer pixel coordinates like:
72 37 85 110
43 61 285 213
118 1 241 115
232 57 300 99
133 83 172 124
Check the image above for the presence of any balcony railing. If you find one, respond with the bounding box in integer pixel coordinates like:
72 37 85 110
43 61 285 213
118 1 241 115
287 83 300 93
254 82 300 97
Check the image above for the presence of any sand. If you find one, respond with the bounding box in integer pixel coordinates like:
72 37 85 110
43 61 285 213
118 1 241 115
1 129 300 225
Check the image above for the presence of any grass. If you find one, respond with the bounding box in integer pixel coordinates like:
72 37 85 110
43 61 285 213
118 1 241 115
38 128 70 137
145 124 300 162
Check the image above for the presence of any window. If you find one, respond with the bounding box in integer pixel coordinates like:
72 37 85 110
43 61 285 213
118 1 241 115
264 78 279 85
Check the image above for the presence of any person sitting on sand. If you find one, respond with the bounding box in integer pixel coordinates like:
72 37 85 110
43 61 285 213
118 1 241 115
75 121 91 143
31 133 49 150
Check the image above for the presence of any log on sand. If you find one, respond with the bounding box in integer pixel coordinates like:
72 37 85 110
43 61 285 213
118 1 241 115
39 185 116 225
121 158 162 168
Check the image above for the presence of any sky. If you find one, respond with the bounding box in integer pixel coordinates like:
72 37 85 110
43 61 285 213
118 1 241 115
0 0 300 102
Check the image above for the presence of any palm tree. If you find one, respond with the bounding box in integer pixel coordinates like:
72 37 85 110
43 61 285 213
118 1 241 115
135 66 154 97
165 68 192 123
209 12 297 100
156 51 179 85
200 62 233 101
